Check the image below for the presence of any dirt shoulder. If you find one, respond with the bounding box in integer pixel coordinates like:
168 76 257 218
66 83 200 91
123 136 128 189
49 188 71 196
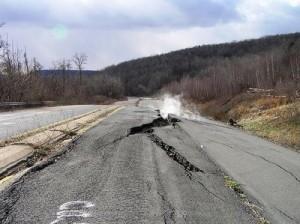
197 94 300 151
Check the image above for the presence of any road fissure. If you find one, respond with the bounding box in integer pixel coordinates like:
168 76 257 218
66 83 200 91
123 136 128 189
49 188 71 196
148 134 204 173
128 115 204 174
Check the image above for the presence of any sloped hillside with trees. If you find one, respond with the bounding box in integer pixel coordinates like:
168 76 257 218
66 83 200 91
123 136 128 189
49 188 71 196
100 32 300 150
100 32 300 98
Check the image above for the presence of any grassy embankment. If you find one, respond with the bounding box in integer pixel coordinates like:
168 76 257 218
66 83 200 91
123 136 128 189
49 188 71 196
199 94 300 151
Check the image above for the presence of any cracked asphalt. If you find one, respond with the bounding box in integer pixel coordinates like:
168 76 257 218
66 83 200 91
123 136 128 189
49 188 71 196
0 105 102 140
0 104 259 224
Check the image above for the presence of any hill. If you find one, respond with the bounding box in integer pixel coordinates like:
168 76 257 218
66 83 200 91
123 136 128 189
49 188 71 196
99 32 300 96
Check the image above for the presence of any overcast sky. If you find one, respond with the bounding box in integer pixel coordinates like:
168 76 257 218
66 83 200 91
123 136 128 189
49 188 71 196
1 0 300 70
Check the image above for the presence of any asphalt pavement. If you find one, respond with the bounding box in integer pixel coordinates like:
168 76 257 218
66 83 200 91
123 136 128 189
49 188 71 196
0 105 102 140
0 104 258 224
180 118 300 224
0 98 299 224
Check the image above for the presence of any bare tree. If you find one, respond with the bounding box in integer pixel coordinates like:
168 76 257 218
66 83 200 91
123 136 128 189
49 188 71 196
32 57 42 75
23 50 30 75
54 59 72 96
73 53 87 88
0 23 4 49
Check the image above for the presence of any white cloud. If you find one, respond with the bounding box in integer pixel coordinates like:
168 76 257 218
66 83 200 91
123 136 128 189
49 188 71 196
0 0 240 29
236 0 300 34
0 0 299 69
285 0 300 7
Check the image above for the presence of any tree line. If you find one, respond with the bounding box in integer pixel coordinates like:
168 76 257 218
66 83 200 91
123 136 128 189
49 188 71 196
0 35 124 104
100 32 300 99
163 46 300 101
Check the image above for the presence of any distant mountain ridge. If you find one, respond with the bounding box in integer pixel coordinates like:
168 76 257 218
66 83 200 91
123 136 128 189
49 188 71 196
40 70 98 76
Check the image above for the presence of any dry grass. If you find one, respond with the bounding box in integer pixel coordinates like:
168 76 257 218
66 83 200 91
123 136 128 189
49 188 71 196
224 175 270 224
224 176 242 194
239 101 300 150
228 96 289 120
197 94 300 151
199 99 228 121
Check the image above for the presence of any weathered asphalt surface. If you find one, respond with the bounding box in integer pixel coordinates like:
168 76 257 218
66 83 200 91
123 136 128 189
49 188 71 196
0 105 101 140
0 105 258 224
180 118 300 224
141 99 300 224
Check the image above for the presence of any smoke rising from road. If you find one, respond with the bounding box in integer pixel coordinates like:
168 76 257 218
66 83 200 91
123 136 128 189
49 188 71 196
159 94 206 122
160 95 182 119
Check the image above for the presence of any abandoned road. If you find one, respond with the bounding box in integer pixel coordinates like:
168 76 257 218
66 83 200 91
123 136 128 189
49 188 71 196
0 105 102 140
0 98 299 224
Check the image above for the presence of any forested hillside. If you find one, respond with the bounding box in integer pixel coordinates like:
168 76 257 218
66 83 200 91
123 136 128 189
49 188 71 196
100 32 300 98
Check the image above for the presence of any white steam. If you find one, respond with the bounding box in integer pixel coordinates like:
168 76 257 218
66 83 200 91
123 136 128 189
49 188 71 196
159 94 206 122
160 95 182 119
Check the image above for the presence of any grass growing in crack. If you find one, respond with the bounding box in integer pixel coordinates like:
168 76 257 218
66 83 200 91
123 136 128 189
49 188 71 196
224 176 243 194
34 145 51 157
224 175 270 224
52 129 77 137
258 218 270 224
24 146 50 168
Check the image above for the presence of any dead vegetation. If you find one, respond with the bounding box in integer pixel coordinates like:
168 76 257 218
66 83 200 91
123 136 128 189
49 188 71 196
0 34 124 105
197 94 300 151
239 101 300 150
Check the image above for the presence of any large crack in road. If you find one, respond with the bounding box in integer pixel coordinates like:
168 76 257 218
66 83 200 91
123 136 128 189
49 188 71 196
128 114 204 174
128 114 230 204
